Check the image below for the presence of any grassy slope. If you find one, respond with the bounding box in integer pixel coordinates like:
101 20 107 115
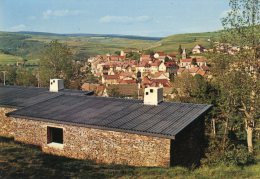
0 137 259 179
152 31 220 52
0 31 221 65
28 35 156 56
0 53 23 65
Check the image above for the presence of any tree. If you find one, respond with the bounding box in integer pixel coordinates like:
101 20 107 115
126 52 140 61
114 51 121 56
191 58 197 66
39 40 74 87
220 0 260 153
107 86 122 97
178 45 183 55
172 72 216 104
164 56 171 62
16 67 37 86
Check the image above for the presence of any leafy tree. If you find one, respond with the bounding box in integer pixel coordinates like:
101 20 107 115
16 67 37 86
107 86 121 97
178 45 183 55
0 66 17 85
220 0 260 153
172 72 217 104
39 40 74 87
114 51 121 56
126 51 140 61
191 58 197 65
164 56 171 62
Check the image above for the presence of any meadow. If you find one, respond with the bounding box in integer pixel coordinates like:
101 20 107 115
0 53 23 65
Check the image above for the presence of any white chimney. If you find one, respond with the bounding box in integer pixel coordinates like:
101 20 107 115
144 87 163 105
49 79 64 92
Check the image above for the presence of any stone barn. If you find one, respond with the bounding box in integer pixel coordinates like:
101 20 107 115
0 80 211 167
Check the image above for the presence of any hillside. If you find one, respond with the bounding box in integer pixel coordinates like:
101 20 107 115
152 31 220 52
0 31 221 65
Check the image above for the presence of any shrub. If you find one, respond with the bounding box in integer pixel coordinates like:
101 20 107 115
202 139 254 166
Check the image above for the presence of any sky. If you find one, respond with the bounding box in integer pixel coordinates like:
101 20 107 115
0 0 230 37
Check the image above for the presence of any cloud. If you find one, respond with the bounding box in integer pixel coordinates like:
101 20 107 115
43 9 83 19
99 15 152 24
10 24 27 31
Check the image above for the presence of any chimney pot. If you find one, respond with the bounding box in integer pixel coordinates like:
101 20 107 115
144 87 163 105
49 79 64 92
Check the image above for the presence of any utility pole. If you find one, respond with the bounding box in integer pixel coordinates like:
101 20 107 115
36 69 40 88
2 71 7 86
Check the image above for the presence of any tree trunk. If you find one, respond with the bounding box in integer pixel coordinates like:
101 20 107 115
222 118 229 150
212 118 216 137
247 126 254 153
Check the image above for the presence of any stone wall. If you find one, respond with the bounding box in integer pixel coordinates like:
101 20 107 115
1 113 171 167
0 107 16 137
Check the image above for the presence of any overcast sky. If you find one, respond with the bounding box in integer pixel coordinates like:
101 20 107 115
0 0 230 37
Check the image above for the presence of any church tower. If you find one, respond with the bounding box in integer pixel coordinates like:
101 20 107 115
182 48 187 59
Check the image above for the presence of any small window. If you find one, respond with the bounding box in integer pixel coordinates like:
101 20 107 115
146 92 149 95
150 89 154 93
47 127 63 144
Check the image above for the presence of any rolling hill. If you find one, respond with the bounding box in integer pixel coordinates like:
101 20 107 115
152 31 220 52
0 30 221 65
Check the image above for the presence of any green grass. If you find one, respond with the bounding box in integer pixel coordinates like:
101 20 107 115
0 137 259 179
0 53 39 65
0 31 222 64
28 35 156 56
0 53 23 65
152 31 220 53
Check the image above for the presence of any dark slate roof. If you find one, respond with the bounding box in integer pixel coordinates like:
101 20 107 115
0 86 93 108
7 93 212 139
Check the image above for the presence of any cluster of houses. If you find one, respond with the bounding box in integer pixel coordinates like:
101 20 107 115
84 45 209 98
213 42 241 55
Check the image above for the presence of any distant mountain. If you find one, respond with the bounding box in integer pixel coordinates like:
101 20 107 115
16 31 162 41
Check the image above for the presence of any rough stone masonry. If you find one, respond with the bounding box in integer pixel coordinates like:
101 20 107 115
0 107 171 167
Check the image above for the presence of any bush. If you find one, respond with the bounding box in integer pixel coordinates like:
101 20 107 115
223 144 255 165
202 139 255 166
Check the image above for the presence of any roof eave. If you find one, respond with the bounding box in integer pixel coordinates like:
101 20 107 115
6 113 176 140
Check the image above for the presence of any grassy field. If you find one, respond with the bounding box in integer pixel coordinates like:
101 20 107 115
28 35 156 56
152 31 220 53
0 137 259 179
0 53 23 65
0 53 39 65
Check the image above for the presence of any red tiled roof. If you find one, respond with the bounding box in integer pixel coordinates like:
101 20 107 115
197 69 206 76
103 75 118 80
150 79 171 87
156 51 165 56
189 67 200 73
150 60 161 67
201 65 209 71
177 68 186 73
118 79 136 84
196 58 206 62
180 58 193 63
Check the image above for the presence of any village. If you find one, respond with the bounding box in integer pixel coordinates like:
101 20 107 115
82 44 211 98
